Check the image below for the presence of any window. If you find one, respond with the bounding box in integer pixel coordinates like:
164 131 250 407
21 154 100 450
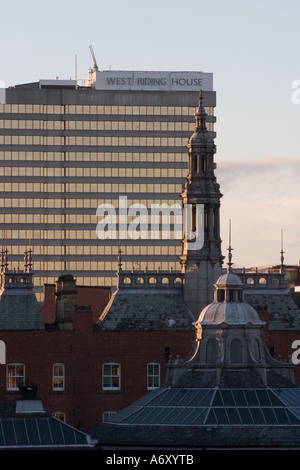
147 363 160 389
0 340 5 364
53 363 65 391
217 289 225 302
206 338 219 364
230 339 243 364
103 411 117 421
7 364 25 390
192 203 197 233
52 412 65 422
102 363 120 390
251 338 261 362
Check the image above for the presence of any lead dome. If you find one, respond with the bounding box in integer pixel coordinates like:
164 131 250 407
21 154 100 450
195 268 264 326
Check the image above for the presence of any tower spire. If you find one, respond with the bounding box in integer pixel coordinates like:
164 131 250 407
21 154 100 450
227 219 234 273
180 92 223 316
195 89 208 132
118 247 123 272
0 248 8 274
24 248 33 273
280 228 285 267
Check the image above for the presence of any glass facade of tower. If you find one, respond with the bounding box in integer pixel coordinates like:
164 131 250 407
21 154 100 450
0 71 216 300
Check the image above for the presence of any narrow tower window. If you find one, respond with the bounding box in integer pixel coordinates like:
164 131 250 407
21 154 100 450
192 204 197 233
193 154 198 174
201 155 206 173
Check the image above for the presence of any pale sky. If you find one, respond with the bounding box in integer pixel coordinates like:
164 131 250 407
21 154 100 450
1 0 300 267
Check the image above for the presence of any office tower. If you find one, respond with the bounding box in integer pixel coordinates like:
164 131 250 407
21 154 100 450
0 69 216 299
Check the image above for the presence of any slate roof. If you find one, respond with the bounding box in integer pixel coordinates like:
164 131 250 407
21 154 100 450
97 288 194 331
0 271 45 330
245 288 300 330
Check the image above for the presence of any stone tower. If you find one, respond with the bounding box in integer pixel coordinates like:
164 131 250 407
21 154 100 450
180 91 223 317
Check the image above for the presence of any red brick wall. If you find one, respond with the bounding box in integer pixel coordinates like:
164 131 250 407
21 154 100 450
40 284 111 324
1 301 300 433
0 318 194 432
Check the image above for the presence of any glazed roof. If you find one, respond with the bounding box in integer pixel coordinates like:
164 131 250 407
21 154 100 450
91 383 300 448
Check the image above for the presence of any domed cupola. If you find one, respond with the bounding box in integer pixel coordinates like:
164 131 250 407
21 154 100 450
196 232 264 328
197 271 264 327
191 227 270 371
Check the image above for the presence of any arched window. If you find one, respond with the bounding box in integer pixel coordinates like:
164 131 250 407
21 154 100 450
230 338 242 364
206 338 219 364
251 338 260 361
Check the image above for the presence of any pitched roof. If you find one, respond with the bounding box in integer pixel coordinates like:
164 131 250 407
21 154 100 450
245 289 300 330
0 398 96 449
97 288 194 331
0 271 44 330
91 385 300 449
0 416 95 448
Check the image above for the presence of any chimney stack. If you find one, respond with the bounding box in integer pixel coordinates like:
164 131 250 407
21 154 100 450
55 274 77 330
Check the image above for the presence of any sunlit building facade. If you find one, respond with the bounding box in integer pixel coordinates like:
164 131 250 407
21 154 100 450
0 70 216 299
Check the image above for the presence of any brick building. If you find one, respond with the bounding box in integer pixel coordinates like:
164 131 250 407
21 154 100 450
0 94 299 438
92 269 300 449
0 248 300 434
0 259 194 432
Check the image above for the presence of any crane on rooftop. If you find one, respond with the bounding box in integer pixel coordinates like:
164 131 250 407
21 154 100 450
89 45 99 72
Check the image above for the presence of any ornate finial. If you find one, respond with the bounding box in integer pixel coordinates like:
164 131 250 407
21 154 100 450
24 248 33 273
198 89 203 107
280 228 285 267
1 230 8 274
117 247 123 272
227 219 234 273
1 248 8 274
195 89 207 132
